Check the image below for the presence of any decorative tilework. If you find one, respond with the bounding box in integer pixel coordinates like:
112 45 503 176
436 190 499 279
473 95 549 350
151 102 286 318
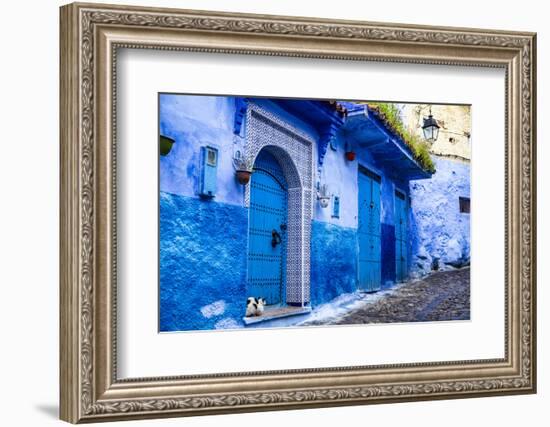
244 103 314 306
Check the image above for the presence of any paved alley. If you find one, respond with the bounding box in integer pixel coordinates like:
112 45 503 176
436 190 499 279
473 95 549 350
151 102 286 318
303 267 470 326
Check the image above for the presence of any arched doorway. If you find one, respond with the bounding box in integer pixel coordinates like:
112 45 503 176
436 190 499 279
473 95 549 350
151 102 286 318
247 149 288 305
244 105 314 307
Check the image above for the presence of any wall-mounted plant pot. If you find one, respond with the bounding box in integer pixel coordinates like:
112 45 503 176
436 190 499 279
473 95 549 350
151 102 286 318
160 135 175 156
345 151 356 161
236 170 252 185
318 197 330 208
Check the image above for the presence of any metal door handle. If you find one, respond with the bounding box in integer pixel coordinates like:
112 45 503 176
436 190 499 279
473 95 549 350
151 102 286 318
271 230 282 247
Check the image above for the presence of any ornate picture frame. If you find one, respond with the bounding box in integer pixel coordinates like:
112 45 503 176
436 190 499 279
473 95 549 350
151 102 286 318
60 2 536 423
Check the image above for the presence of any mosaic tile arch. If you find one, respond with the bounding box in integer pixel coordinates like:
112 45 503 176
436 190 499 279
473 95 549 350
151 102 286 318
244 103 314 305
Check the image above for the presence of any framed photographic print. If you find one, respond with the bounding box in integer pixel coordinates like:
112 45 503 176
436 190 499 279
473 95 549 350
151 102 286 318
60 2 537 423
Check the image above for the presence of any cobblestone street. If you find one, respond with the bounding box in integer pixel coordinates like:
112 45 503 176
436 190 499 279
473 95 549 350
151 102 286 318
303 267 470 326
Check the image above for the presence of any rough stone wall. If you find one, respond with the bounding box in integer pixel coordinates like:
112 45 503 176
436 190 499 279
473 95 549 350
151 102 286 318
310 221 358 306
409 156 470 277
159 192 248 331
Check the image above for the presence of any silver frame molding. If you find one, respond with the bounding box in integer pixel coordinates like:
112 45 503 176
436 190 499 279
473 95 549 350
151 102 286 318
60 2 537 423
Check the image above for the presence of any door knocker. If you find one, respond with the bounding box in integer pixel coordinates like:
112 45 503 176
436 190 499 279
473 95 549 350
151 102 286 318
271 229 282 247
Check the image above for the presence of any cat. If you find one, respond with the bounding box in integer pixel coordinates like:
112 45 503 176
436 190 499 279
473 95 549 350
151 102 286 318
245 297 266 317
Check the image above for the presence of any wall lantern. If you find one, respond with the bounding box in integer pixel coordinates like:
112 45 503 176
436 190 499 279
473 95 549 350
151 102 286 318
317 182 331 209
422 107 440 143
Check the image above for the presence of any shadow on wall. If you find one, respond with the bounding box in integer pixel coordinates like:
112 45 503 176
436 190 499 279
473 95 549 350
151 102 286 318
381 223 396 286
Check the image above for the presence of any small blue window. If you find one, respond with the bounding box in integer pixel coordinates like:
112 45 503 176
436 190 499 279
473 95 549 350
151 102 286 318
206 147 217 166
332 196 340 218
199 146 218 198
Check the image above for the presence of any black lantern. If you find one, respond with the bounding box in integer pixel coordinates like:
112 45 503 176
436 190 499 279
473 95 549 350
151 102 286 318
422 112 440 142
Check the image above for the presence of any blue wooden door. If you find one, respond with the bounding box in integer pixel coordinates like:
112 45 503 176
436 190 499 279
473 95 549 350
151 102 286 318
395 191 408 282
358 168 381 292
247 151 287 305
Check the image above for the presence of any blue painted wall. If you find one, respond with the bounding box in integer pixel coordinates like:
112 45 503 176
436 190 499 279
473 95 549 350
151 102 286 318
316 134 410 289
381 223 396 286
310 221 358 306
158 94 439 330
159 191 248 331
310 216 406 305
410 156 470 276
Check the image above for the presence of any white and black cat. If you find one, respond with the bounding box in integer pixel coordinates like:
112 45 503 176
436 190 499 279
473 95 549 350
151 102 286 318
245 297 266 317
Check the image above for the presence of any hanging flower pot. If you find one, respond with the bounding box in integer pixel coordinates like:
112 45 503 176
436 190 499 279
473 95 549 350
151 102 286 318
159 135 175 156
233 153 254 185
236 169 252 185
345 151 356 161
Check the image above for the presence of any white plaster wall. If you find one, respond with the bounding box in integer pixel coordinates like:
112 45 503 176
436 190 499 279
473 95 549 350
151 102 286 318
159 94 244 205
313 133 360 229
410 156 471 276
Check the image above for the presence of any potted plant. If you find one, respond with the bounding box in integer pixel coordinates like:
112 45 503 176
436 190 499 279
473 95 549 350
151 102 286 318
317 183 331 208
232 155 254 185
159 135 175 156
344 141 356 161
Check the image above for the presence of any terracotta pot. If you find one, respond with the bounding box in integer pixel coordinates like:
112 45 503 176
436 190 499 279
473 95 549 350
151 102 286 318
236 170 252 185
345 151 356 161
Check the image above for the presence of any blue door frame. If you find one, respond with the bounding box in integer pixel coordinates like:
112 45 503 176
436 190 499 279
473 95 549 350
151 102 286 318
395 190 408 282
247 150 287 305
358 166 381 292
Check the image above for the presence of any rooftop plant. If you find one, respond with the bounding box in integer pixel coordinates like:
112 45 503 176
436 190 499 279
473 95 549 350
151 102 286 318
368 103 436 174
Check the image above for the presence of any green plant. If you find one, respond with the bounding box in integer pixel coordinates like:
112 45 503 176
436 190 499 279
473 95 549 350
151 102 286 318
159 135 175 156
368 103 436 174
232 153 253 172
